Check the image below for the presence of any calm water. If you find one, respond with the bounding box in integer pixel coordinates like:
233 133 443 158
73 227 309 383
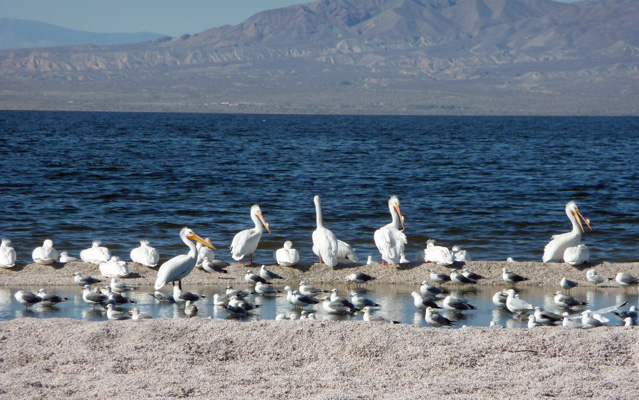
1 111 638 264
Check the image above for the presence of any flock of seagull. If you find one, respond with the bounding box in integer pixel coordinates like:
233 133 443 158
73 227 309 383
3 197 639 328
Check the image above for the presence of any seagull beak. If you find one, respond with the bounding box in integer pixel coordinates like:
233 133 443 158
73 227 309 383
258 212 271 233
395 204 406 230
189 232 216 250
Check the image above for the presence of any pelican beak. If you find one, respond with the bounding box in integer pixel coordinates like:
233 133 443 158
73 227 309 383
258 212 271 233
189 232 216 250
572 209 592 232
395 204 406 231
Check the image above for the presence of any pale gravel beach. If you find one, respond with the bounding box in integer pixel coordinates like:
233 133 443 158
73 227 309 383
2 260 639 399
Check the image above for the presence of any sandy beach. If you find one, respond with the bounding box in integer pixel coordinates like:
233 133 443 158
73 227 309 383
2 260 639 399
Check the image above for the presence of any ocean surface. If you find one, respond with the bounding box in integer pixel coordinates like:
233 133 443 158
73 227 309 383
1 111 638 264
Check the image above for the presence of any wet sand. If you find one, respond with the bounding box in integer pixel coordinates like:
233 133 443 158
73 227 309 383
2 260 639 399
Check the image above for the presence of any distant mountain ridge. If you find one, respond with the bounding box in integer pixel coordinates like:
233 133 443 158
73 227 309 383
0 18 165 50
0 0 638 115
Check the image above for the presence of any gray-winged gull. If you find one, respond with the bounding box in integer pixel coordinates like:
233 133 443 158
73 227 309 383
14 290 43 309
106 303 131 320
73 272 101 286
425 307 453 327
616 272 639 287
554 290 586 309
506 289 534 314
502 268 528 285
411 291 439 311
443 295 476 311
259 265 283 280
586 269 609 287
36 288 68 306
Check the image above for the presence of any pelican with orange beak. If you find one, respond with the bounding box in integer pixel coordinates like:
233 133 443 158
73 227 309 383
374 195 407 265
154 227 215 290
230 204 271 264
543 201 592 262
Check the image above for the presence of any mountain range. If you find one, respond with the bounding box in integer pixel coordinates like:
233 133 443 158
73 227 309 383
1 0 638 115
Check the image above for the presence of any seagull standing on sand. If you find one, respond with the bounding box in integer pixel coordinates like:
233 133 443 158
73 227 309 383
230 204 271 264
502 268 528 285
32 239 58 264
616 272 639 288
374 195 407 265
73 272 101 286
542 201 591 262
586 269 609 287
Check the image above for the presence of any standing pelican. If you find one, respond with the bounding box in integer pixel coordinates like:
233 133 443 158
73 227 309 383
230 204 271 264
0 239 16 268
312 195 338 267
374 195 406 265
32 239 58 264
543 201 591 262
154 227 215 290
130 240 160 267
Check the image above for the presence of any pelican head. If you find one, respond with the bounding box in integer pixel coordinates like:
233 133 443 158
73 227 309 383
182 227 216 249
389 195 405 230
566 201 592 232
251 204 271 233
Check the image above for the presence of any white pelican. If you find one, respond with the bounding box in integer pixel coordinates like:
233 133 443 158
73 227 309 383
374 195 406 265
542 201 592 262
80 241 111 265
563 244 590 266
154 227 215 290
230 204 270 264
274 240 300 267
196 239 215 268
32 239 58 264
423 240 453 265
337 239 359 264
0 239 16 268
311 195 338 267
130 240 160 267
99 256 129 278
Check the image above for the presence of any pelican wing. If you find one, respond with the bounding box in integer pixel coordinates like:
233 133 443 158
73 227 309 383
230 228 262 261
154 254 196 290
312 227 338 267
374 226 406 264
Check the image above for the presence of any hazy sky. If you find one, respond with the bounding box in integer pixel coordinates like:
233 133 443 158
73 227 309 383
1 0 581 37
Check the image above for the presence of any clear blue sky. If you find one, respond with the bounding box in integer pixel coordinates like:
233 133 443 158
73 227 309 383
1 0 581 37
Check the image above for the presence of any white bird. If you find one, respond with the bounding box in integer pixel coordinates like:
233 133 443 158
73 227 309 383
245 269 269 285
259 265 283 280
443 295 476 312
366 255 374 265
337 239 359 264
201 256 228 274
527 314 541 328
425 307 453 327
452 245 471 262
450 269 474 286
72 272 101 286
172 286 205 303
130 307 152 320
80 241 111 265
230 204 270 264
184 300 198 318
506 289 534 314
82 285 107 309
543 201 591 262
59 252 79 263
420 281 443 297
616 272 639 288
502 268 528 285
554 290 587 309
586 269 609 287
284 286 319 308
362 306 399 324
560 277 578 292
374 195 407 265
581 310 606 328
351 292 379 308
399 253 409 263
298 281 328 297
32 239 58 264
195 240 215 269
410 291 439 311
14 290 42 309
255 281 279 296
322 297 355 315
154 227 215 290
346 272 375 285
430 269 451 285
423 240 453 265
274 240 300 267
564 244 589 266
311 195 338 267
110 278 134 292
492 290 508 309
533 306 563 325
0 239 16 268
36 288 68 306
106 303 131 320
130 240 160 267
99 256 129 278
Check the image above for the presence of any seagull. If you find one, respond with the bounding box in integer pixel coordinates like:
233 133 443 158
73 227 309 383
32 239 58 264
274 241 300 267
582 310 606 328
195 239 216 268
461 269 484 283
420 281 443 297
149 291 176 303
411 291 440 311
130 307 152 320
245 269 269 285
14 290 43 309
543 201 591 262
586 269 609 287
362 307 399 324
106 303 131 320
564 244 590 266
298 281 328 297
560 277 578 293
614 306 638 322
184 300 198 318
423 239 453 265
443 295 476 312
346 272 375 286
99 256 129 278
337 239 359 264
527 314 541 328
492 290 508 309
312 195 338 267
505 289 534 314
110 278 134 293
103 286 136 305
350 292 379 309
130 239 160 267
562 313 583 329
80 241 111 265
59 252 79 263
73 272 102 286
0 238 16 268
502 268 528 285
36 289 68 306
230 204 270 264
366 256 373 265
425 307 453 327
533 306 563 325
172 286 205 303
285 286 319 309
374 195 407 265
201 256 228 274
554 290 587 309
430 270 451 286
616 273 639 288
624 316 637 326
155 227 215 290
82 285 108 309
452 246 471 262
322 297 356 315
260 265 283 280
450 269 474 286
255 281 279 296
329 289 357 312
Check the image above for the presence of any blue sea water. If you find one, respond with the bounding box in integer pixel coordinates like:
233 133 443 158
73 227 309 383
1 111 638 264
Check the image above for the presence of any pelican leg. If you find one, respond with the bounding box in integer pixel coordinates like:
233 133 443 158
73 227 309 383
250 254 253 264
319 256 323 264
